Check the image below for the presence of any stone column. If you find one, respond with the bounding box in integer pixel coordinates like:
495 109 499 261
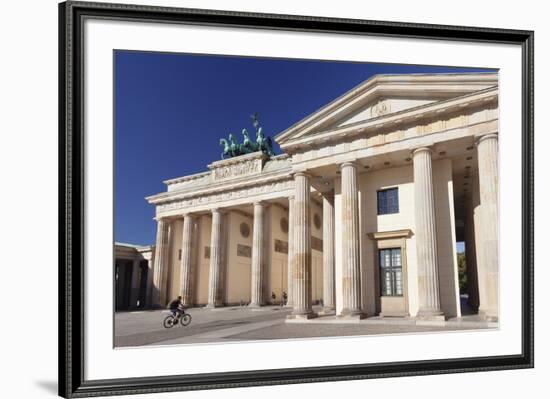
472 171 486 311
179 214 195 306
286 195 295 308
250 202 266 307
207 209 224 308
288 172 316 319
322 190 336 313
262 206 272 305
465 185 480 310
475 133 499 320
340 162 363 318
413 147 444 320
129 258 141 309
145 256 154 308
152 218 170 307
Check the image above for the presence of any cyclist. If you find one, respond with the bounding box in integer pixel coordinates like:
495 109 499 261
168 296 184 318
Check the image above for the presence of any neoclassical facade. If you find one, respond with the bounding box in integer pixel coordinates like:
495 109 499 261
145 73 499 321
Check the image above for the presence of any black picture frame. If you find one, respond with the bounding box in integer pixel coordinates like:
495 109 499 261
59 1 534 397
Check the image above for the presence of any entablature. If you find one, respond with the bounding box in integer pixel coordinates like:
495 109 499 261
282 86 497 154
288 90 498 172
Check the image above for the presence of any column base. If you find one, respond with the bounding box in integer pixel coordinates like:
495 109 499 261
287 310 318 320
338 314 366 320
338 308 365 320
318 307 336 316
379 311 410 318
416 309 445 318
415 309 446 325
248 302 265 310
206 303 224 309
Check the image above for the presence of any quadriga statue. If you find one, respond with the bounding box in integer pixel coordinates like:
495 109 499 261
219 113 275 159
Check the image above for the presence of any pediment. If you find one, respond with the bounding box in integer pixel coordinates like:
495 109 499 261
275 73 498 147
333 97 437 128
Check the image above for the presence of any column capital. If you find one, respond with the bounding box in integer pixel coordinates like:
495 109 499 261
339 161 357 170
411 146 433 156
154 217 175 227
253 200 268 207
293 171 312 179
475 133 498 146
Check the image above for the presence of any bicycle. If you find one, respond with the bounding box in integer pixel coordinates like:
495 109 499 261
163 309 192 328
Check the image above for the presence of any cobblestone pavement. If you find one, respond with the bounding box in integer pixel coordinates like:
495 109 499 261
115 305 495 348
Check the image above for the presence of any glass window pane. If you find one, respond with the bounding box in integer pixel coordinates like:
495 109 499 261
378 191 387 214
391 249 401 266
395 271 403 292
378 188 399 214
380 250 390 268
384 272 392 295
390 188 398 213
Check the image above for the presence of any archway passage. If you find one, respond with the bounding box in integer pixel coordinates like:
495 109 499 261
115 259 133 311
136 261 148 308
453 155 481 317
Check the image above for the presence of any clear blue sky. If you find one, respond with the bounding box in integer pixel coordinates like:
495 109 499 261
115 50 491 246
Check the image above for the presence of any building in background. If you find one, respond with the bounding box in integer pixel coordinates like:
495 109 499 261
142 73 499 321
114 243 155 311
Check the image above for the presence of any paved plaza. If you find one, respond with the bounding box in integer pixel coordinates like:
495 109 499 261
114 305 497 348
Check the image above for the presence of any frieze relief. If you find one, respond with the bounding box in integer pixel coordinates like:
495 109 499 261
212 158 261 181
157 179 293 214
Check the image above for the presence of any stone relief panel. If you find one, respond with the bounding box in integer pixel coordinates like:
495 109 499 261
208 153 267 183
213 159 261 181
371 100 390 117
237 244 252 258
274 239 288 254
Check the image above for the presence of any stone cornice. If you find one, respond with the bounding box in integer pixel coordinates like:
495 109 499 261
367 229 413 240
276 73 498 145
115 243 154 259
280 86 497 152
163 171 210 186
